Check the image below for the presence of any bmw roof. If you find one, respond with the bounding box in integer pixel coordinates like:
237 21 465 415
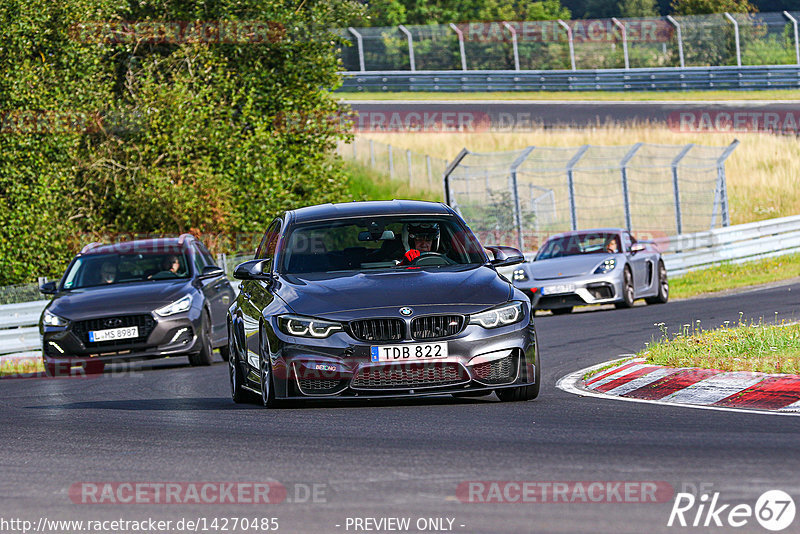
289 200 453 223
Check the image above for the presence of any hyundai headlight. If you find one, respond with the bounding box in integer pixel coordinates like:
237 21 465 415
155 294 193 317
469 302 524 329
277 315 343 338
43 309 68 327
512 268 528 282
594 258 616 274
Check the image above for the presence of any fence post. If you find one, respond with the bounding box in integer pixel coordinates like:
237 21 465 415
426 155 432 187
784 11 800 65
442 148 470 206
407 149 413 185
671 144 694 235
347 27 366 72
723 13 742 67
510 147 535 250
398 25 416 71
565 145 589 231
369 139 375 167
666 15 685 68
612 18 629 69
388 144 394 179
716 139 739 228
353 139 357 159
449 23 468 71
558 20 576 71
502 22 520 71
619 143 642 232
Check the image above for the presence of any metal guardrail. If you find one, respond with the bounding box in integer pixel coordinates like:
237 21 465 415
659 214 800 276
340 65 800 92
0 300 46 356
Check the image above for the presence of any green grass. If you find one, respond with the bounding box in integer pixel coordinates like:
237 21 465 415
641 316 800 374
0 356 43 377
337 89 800 101
671 253 800 300
343 159 441 202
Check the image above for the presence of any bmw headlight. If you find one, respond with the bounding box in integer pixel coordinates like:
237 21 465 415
512 268 528 282
43 309 68 327
155 294 193 317
594 258 616 274
277 315 343 338
469 302 524 329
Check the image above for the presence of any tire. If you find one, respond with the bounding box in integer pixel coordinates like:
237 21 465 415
218 344 230 362
188 311 214 366
229 332 251 404
550 307 573 315
496 383 539 402
259 328 281 408
645 261 669 305
614 267 635 309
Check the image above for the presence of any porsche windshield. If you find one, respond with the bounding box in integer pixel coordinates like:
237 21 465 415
62 251 191 289
281 217 486 274
535 233 621 260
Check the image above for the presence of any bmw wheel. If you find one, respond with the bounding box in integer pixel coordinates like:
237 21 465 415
229 325 251 404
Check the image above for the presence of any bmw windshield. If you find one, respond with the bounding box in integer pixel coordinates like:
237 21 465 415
280 217 487 274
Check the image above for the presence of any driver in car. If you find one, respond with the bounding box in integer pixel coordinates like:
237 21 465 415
400 223 440 265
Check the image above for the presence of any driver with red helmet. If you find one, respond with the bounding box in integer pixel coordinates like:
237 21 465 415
401 222 440 264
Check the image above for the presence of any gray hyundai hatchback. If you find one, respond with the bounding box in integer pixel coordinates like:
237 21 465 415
39 234 234 376
227 200 541 406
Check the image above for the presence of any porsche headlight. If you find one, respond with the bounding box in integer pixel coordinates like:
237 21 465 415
155 294 193 317
43 309 68 327
469 302 524 329
277 315 343 338
512 268 528 282
594 258 616 274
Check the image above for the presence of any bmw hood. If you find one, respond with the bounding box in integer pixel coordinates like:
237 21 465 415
48 281 192 320
277 266 512 317
526 255 614 280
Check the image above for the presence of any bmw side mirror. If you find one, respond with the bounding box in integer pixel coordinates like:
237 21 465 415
485 245 525 267
198 265 225 279
39 281 58 295
233 259 272 280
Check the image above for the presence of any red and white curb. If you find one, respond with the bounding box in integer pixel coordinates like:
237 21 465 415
556 356 800 416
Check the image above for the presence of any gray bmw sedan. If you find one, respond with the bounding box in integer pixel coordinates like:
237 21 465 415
227 200 541 406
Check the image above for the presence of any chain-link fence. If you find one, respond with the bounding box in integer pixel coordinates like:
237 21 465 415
336 137 449 192
444 142 738 250
340 12 800 71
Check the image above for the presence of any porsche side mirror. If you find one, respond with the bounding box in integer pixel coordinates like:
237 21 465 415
630 243 646 254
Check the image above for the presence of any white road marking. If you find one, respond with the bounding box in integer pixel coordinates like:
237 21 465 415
659 372 765 405
556 358 800 417
604 367 678 396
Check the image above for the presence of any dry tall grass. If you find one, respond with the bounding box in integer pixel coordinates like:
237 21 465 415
358 125 800 225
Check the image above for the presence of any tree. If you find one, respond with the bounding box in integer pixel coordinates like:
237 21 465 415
619 0 659 17
671 0 757 15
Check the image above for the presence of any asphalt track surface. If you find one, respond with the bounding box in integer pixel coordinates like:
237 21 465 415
345 100 800 130
2 282 800 534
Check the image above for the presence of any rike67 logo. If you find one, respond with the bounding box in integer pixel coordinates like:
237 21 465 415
668 490 796 531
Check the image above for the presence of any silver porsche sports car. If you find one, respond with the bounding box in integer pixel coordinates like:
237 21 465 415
510 228 668 314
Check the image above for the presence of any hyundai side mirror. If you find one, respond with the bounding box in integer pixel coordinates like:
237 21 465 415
39 281 58 295
198 265 225 280
485 245 525 267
